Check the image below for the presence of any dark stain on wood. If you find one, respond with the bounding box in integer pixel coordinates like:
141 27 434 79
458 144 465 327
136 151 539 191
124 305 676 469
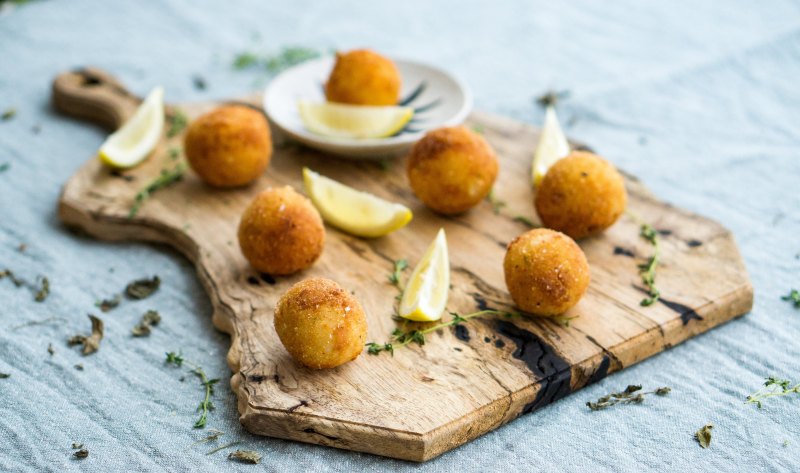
454 325 470 342
246 276 259 286
657 229 673 236
302 428 339 441
494 339 506 349
248 374 267 383
495 319 572 415
659 296 703 325
259 273 276 285
288 400 309 412
687 239 703 247
586 355 611 385
613 246 635 257
483 336 491 343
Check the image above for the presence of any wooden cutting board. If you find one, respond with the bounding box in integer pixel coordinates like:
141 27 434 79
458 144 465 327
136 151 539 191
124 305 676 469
52 68 753 462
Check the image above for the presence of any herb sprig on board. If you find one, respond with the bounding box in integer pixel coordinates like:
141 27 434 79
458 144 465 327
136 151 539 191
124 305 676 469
129 162 187 218
165 352 219 428
637 223 661 306
233 47 322 74
366 310 519 356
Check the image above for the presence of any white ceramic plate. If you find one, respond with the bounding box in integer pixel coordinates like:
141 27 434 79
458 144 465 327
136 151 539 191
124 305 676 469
264 56 472 159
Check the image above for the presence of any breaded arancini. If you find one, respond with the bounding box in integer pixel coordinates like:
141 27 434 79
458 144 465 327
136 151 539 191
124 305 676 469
184 105 272 188
325 49 401 106
504 228 590 316
406 126 499 215
274 278 368 369
535 151 627 239
237 186 324 275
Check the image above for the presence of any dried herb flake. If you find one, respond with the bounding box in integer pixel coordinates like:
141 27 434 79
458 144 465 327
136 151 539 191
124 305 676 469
125 276 160 300
586 384 670 411
67 315 104 356
95 294 122 312
695 423 713 449
782 289 800 308
131 310 161 337
0 373 9 379
228 449 262 464
1 108 16 121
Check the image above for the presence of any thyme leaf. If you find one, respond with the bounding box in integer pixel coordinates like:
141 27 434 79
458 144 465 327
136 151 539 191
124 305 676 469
782 289 800 308
366 309 519 356
73 448 89 459
586 385 670 411
0 373 9 379
745 376 800 408
129 162 187 218
67 315 104 356
233 47 321 74
695 423 713 449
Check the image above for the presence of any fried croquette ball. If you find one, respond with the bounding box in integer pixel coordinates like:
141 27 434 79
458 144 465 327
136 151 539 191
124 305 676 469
406 126 499 215
534 151 627 239
238 186 324 275
274 278 368 369
325 49 401 106
184 105 272 188
503 228 590 316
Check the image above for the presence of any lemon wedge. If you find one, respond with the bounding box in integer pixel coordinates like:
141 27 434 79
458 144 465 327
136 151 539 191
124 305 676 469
298 100 413 139
399 228 450 322
531 105 570 186
98 87 165 169
303 167 412 238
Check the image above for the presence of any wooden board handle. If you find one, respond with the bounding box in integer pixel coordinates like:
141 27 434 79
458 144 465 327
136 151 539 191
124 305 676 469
51 67 142 131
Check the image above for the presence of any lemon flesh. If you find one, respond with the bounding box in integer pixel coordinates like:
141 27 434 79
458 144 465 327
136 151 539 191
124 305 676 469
298 100 413 139
303 167 412 238
531 105 570 186
99 87 165 169
399 228 450 322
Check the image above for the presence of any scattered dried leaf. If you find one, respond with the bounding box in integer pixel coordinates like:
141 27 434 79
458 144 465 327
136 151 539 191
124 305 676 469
67 315 104 355
131 310 161 337
95 294 122 312
696 423 713 449
125 276 160 300
228 449 261 464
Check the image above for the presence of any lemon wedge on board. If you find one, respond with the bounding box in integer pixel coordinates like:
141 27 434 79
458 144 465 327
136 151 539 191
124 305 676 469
398 228 450 322
531 105 570 186
298 101 413 139
98 87 165 169
302 167 412 238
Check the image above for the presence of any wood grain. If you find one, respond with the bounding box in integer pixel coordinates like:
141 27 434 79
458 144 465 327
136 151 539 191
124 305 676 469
53 68 753 462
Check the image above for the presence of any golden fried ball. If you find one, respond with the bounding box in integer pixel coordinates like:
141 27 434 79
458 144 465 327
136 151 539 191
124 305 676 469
406 126 499 215
534 151 627 239
503 228 590 316
274 278 368 369
238 186 324 275
325 49 401 106
184 105 272 188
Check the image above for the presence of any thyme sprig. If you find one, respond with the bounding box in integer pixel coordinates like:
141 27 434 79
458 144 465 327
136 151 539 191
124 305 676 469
366 309 518 356
388 259 408 289
746 376 800 408
165 352 220 428
782 289 800 308
626 211 662 306
637 223 661 306
129 162 187 218
586 384 670 411
233 47 322 74
166 109 188 138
